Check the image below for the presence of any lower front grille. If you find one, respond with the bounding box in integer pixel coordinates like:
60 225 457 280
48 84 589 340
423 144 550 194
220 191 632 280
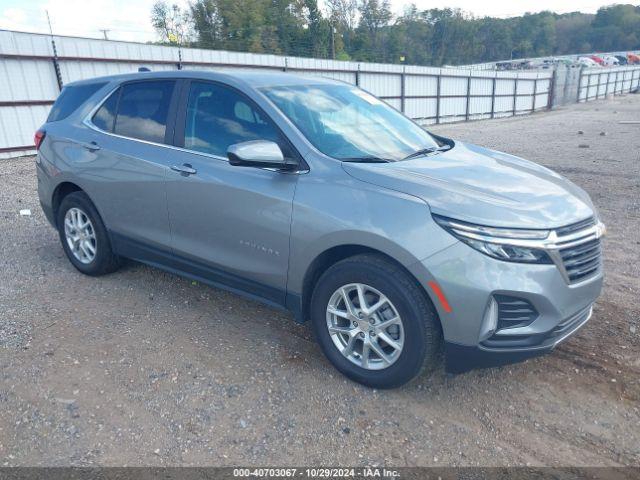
494 295 538 330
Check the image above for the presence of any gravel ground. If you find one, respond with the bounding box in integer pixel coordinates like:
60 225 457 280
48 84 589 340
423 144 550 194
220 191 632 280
0 95 638 468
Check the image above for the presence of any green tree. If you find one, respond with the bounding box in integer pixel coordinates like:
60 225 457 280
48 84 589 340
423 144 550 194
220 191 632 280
151 1 190 44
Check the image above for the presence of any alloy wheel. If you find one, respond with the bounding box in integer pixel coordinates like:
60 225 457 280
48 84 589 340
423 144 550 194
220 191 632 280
64 207 97 264
326 283 404 370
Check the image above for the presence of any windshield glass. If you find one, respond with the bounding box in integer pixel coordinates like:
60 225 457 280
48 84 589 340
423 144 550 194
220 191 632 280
262 84 441 161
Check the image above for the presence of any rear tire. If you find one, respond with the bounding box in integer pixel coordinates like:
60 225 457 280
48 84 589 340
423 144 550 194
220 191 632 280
56 191 121 276
310 254 441 389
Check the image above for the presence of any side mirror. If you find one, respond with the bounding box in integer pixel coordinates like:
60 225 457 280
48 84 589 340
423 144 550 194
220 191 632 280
227 140 296 170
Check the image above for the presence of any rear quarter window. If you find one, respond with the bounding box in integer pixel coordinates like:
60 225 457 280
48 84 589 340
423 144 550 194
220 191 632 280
92 88 120 132
47 82 107 122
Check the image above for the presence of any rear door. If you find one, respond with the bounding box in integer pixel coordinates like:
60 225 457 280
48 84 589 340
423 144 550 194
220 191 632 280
164 80 300 304
84 79 179 253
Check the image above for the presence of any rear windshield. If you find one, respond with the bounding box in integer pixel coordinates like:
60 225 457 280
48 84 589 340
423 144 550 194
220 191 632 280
47 82 107 122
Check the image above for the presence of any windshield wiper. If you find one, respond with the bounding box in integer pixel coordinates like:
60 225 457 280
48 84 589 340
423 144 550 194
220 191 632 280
402 145 451 161
342 156 391 163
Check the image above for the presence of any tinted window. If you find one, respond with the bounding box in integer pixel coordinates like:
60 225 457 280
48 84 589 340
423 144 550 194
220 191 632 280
184 82 281 157
114 81 175 143
47 82 106 122
92 88 119 132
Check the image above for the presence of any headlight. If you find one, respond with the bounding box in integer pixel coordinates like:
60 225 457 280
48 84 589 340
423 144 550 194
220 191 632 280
433 214 553 264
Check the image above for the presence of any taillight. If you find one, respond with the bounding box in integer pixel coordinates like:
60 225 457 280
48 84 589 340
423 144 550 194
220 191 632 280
34 129 46 151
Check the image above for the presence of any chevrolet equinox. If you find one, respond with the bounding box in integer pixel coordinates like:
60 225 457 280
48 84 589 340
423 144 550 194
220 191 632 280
36 71 605 388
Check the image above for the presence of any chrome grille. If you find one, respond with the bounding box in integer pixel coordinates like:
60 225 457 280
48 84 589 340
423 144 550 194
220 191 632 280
552 217 603 284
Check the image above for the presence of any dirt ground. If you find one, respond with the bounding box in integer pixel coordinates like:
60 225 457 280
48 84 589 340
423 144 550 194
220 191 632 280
0 95 638 468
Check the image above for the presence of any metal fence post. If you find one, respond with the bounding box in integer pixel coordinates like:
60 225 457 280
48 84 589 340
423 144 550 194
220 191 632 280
512 76 518 116
605 71 611 97
532 76 538 113
547 68 556 110
400 66 406 114
465 73 471 121
598 72 604 99
435 73 441 124
490 75 497 119
577 66 584 103
355 64 360 87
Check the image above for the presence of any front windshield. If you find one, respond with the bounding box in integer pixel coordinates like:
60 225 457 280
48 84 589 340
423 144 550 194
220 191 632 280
262 84 441 162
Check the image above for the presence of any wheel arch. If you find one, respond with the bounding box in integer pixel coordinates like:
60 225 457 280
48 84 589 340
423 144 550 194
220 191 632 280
297 244 441 328
51 181 84 227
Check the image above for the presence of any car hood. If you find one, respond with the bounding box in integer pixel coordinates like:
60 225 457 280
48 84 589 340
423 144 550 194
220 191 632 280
342 141 595 229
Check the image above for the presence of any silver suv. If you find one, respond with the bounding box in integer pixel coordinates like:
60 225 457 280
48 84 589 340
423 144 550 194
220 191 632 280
36 71 605 388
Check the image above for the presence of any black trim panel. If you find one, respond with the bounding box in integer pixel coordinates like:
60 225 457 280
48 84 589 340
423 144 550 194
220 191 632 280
111 232 302 318
445 341 552 374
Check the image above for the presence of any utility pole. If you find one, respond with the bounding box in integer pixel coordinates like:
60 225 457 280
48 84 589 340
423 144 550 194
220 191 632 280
99 29 110 40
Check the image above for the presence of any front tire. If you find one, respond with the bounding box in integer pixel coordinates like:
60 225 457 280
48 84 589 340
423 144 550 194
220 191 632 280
56 191 121 276
310 254 441 389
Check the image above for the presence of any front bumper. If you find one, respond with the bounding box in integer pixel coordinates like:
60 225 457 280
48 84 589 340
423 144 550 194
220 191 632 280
445 305 593 373
407 241 603 373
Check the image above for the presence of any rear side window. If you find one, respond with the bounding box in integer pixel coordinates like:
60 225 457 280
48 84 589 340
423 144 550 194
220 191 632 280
47 82 106 122
113 81 175 143
92 88 119 132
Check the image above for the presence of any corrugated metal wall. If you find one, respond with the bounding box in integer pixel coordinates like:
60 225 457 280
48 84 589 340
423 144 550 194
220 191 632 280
0 29 557 158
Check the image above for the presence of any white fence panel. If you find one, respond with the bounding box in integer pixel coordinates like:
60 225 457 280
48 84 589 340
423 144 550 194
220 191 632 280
469 97 492 115
405 75 437 97
404 98 437 120
440 76 468 96
0 58 58 102
359 73 401 98
0 105 50 158
495 79 516 95
470 78 493 96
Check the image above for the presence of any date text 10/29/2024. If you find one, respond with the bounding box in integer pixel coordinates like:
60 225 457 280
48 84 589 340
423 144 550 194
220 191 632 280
233 468 401 478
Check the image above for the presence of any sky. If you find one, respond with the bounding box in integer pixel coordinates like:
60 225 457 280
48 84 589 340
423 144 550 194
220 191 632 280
0 0 637 43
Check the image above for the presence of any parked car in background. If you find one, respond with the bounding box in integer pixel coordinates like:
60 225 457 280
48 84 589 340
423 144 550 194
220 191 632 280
628 53 640 65
589 55 605 66
36 71 606 388
615 55 628 65
578 57 600 68
602 55 620 67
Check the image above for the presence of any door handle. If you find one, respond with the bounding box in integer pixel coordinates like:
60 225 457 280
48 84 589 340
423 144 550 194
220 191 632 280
79 141 100 152
171 163 197 176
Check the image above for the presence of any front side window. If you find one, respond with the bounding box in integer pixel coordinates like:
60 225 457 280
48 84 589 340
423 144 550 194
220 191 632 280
184 81 281 157
262 84 441 161
113 81 175 143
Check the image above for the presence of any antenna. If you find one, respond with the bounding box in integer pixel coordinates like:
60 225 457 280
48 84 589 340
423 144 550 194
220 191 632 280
99 29 110 40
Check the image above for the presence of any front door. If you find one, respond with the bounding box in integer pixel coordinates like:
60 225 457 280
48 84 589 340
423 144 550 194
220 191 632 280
165 80 299 305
